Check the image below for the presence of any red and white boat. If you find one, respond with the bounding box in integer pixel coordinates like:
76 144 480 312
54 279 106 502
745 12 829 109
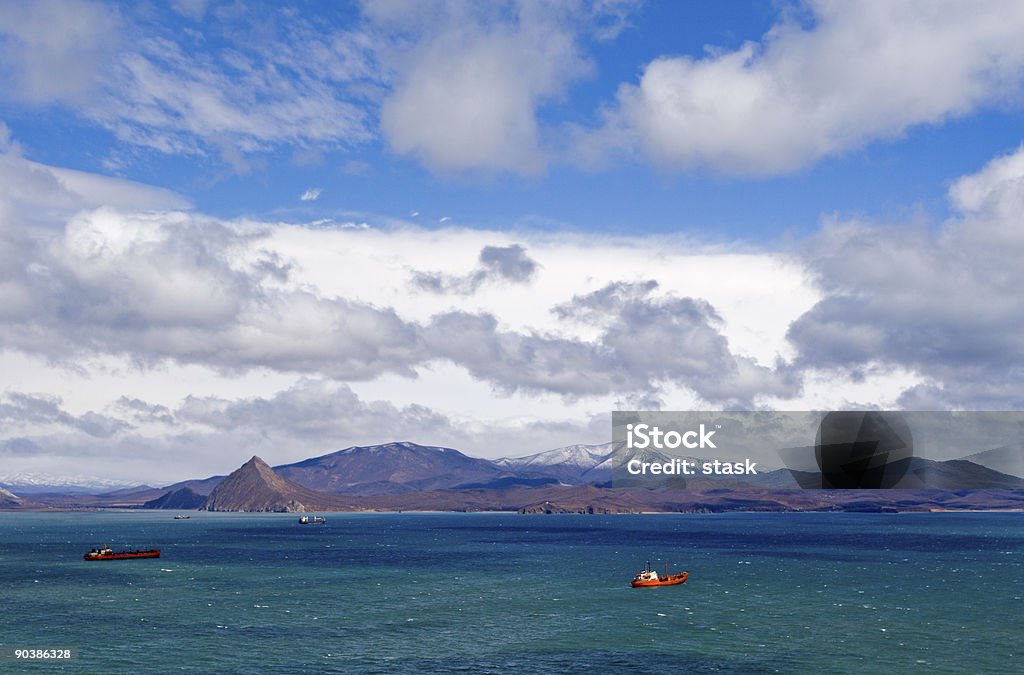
631 561 688 587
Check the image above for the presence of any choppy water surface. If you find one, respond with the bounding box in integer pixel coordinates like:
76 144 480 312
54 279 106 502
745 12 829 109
1 511 1020 673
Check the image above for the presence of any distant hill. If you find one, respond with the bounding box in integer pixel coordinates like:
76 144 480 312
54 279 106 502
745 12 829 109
961 444 1024 478
159 475 225 496
143 487 207 510
274 441 510 495
204 456 354 512
901 458 1024 488
770 457 1024 490
6 475 225 508
0 485 23 508
86 475 228 508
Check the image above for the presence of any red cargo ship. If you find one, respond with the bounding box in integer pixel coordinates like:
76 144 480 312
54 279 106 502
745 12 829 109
83 546 160 561
631 561 688 587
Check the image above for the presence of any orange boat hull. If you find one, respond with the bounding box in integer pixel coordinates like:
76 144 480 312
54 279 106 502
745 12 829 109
631 571 688 587
84 549 160 560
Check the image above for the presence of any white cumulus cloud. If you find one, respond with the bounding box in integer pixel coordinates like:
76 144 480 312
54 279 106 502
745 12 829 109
787 144 1024 409
577 0 1024 175
375 1 631 175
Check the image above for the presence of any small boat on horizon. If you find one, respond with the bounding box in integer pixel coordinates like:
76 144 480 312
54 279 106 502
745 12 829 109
174 514 191 519
84 547 161 561
298 515 326 525
631 561 688 587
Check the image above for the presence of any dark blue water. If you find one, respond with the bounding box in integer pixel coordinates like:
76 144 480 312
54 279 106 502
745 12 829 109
1 512 1021 673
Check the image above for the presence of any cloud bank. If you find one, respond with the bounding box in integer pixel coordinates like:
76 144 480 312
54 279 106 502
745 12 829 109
2 140 1023 478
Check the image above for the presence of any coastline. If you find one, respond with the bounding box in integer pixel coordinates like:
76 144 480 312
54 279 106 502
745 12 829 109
4 505 1023 514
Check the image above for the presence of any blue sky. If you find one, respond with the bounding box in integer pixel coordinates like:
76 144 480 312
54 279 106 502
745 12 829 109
2 0 1024 483
4 0 1022 238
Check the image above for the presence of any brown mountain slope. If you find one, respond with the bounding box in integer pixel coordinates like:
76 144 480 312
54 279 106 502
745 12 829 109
203 456 355 512
274 441 510 495
0 485 23 508
143 487 207 510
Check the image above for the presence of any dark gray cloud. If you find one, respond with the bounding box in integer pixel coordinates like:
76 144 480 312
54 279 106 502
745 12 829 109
408 270 448 293
423 310 611 395
479 244 538 282
0 392 129 438
0 438 44 456
424 281 796 406
412 244 538 293
176 379 451 442
252 250 293 282
114 397 176 426
895 381 1024 411
553 279 659 322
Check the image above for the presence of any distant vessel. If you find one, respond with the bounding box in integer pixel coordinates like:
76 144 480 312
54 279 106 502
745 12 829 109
83 547 160 561
298 515 326 525
631 561 688 587
174 515 190 520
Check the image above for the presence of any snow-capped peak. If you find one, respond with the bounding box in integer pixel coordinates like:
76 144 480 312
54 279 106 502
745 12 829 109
0 472 144 490
496 442 614 469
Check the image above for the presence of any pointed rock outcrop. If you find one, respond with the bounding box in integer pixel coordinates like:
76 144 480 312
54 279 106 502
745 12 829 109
203 456 352 512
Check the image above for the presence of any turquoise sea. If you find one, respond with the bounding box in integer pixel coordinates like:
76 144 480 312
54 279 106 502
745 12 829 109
0 512 1021 673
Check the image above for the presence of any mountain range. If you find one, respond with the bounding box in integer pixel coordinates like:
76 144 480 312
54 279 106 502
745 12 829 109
4 440 1023 513
274 441 512 494
0 472 146 495
494 443 614 484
